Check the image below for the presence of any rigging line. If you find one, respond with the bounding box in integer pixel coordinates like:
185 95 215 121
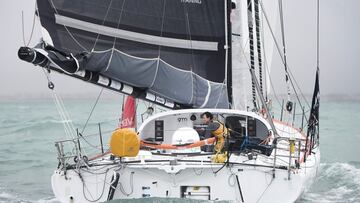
184 10 196 105
57 95 77 135
158 0 167 53
79 169 110 202
81 88 104 134
259 1 310 115
214 82 227 108
283 71 309 123
287 67 310 106
27 3 37 47
78 133 103 150
247 0 258 109
49 90 70 137
41 69 70 134
262 58 285 112
80 3 125 138
277 0 291 102
21 3 37 47
91 0 114 52
254 0 264 97
48 0 88 51
103 0 126 72
56 89 77 133
149 0 167 88
259 1 310 109
260 7 268 101
53 91 75 137
112 0 126 49
256 173 274 203
52 92 73 139
41 68 76 139
118 172 134 196
239 30 278 135
214 2 232 108
21 11 26 46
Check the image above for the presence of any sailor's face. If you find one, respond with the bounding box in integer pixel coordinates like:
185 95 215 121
202 115 210 124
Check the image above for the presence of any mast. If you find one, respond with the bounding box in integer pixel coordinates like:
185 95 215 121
226 0 233 108
247 0 258 110
254 0 264 97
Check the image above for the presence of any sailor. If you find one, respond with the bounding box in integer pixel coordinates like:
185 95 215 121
201 112 228 153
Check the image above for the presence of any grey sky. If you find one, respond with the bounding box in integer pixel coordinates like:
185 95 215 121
0 0 359 99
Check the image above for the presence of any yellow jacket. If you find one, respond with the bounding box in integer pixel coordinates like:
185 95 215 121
210 121 228 153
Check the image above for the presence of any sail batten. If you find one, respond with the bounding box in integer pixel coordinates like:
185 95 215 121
54 14 219 51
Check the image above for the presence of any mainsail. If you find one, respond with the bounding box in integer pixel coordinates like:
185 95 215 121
19 0 233 109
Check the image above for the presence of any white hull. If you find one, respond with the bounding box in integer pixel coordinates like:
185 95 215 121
52 151 320 203
51 109 320 203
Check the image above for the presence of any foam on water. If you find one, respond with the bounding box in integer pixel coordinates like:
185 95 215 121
298 162 360 202
0 188 59 203
0 191 15 201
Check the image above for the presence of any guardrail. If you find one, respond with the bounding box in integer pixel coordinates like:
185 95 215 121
54 123 111 170
272 136 307 180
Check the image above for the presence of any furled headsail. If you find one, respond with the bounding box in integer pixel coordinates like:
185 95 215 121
19 0 233 109
307 68 320 148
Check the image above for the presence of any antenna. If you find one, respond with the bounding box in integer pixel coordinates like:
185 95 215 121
316 0 320 72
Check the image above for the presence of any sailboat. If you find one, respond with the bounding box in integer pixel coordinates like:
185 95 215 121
18 0 321 202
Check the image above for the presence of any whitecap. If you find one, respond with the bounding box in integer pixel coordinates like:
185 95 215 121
298 162 360 203
0 191 15 199
37 197 60 203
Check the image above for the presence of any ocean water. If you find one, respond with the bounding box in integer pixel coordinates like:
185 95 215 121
0 99 359 203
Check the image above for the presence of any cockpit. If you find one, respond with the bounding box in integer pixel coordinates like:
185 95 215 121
138 109 274 156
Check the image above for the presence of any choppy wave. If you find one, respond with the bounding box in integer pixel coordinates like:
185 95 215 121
0 190 58 203
298 162 360 203
0 117 66 136
0 115 118 136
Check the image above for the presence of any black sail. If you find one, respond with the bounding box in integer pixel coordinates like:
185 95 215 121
22 0 231 109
